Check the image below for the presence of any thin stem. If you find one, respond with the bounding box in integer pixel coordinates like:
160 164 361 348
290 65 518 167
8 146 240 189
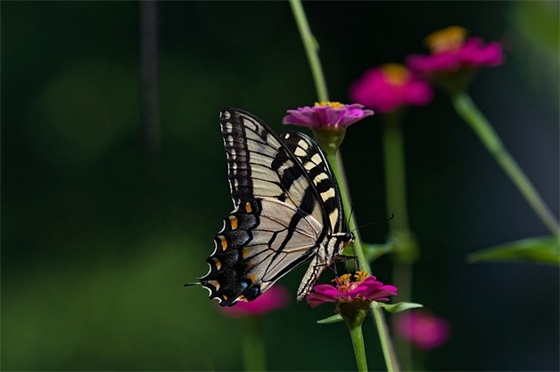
383 113 409 231
452 92 559 236
390 261 412 369
289 0 329 102
372 302 401 372
242 317 266 371
329 148 401 372
382 113 414 371
347 324 369 372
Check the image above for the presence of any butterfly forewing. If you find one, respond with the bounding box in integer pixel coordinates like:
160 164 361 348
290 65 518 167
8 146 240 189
199 108 349 306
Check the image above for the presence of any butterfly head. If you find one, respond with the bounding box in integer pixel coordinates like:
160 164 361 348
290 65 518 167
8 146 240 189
332 231 355 248
343 232 355 246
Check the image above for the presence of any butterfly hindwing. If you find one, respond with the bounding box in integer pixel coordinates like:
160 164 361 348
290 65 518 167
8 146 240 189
199 108 351 306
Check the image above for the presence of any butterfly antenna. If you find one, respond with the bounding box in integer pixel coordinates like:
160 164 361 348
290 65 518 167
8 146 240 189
351 213 395 234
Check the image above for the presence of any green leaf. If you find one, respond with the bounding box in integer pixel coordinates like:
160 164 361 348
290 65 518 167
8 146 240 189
467 235 560 266
379 302 423 313
316 314 344 324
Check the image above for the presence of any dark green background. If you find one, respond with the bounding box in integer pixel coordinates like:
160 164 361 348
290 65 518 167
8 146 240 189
2 1 558 371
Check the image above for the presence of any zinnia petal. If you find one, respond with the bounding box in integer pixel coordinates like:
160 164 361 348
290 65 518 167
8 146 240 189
282 102 373 129
406 30 504 78
305 272 397 308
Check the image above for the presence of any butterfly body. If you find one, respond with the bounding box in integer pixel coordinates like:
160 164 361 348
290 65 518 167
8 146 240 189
200 109 353 306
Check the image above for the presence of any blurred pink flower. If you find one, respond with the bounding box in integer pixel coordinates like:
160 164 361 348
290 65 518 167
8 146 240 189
282 101 373 129
406 26 504 78
218 285 290 318
396 310 451 350
349 64 433 113
306 271 397 308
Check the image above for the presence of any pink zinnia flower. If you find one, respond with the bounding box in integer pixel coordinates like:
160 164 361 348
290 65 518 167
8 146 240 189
395 310 451 350
349 64 434 113
217 285 290 318
282 101 373 129
306 271 397 308
406 26 504 78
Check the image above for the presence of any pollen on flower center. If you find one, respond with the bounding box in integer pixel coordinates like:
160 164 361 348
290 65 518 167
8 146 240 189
381 63 410 86
425 26 467 54
314 101 345 109
354 271 369 283
334 273 353 292
334 271 370 292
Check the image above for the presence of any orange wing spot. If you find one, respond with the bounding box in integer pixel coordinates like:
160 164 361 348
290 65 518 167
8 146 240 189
236 295 248 302
245 202 252 213
247 274 258 284
218 235 228 250
212 257 222 271
229 215 238 230
222 295 228 301
241 247 252 259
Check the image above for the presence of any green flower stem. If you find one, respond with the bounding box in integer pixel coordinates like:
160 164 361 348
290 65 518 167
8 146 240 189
382 113 414 371
242 317 266 372
382 113 409 231
452 92 559 236
289 0 329 102
347 324 369 372
289 2 398 371
372 302 401 372
328 151 399 372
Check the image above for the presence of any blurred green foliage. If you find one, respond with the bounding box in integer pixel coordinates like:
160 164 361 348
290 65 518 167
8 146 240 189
2 1 558 371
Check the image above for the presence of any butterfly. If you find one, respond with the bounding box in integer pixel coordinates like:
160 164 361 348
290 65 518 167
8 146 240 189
199 108 354 306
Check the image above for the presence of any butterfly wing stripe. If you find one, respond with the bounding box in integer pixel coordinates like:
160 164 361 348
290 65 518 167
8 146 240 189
221 110 314 213
252 199 322 282
280 131 345 233
212 198 323 296
221 109 324 246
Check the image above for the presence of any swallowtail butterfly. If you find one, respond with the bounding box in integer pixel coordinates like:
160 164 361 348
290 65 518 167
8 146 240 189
200 108 354 306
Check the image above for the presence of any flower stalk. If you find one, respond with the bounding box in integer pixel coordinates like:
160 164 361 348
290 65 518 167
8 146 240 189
288 0 329 102
347 324 369 372
383 112 410 232
372 301 400 372
452 92 559 236
318 144 402 372
382 112 416 371
327 152 389 371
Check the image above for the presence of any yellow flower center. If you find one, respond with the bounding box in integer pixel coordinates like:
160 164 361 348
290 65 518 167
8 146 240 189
382 63 410 86
425 26 467 54
335 271 369 292
314 101 345 109
354 271 369 283
335 273 353 292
